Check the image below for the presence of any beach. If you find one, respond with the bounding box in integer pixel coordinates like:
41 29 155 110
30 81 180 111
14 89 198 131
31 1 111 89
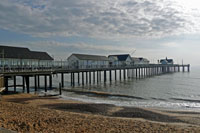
0 94 200 133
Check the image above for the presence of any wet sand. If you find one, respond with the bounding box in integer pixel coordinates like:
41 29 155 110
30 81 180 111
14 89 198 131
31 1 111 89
1 93 200 132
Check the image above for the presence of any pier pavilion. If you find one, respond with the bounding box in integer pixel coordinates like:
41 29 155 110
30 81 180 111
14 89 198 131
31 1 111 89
0 45 54 69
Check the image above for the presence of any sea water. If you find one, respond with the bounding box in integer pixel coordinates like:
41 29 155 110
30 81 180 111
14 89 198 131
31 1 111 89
11 66 200 110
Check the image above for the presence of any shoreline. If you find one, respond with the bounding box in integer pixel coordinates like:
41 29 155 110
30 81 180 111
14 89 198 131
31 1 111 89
1 93 200 132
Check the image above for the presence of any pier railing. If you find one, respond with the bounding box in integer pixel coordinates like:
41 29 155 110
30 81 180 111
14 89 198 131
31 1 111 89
0 63 190 74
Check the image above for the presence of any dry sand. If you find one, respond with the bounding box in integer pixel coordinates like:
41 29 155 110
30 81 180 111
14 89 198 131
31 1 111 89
0 93 200 133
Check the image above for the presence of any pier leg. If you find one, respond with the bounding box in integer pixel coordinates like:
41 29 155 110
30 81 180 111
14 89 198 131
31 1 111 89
104 71 106 83
44 75 47 92
13 76 16 92
22 76 25 92
49 75 52 89
89 72 91 84
73 73 75 86
97 71 99 83
78 72 80 85
119 69 121 80
4 76 8 92
115 70 117 80
183 66 185 72
71 73 73 86
139 68 141 78
136 68 138 78
123 69 126 79
86 72 88 84
34 75 37 91
25 76 30 93
188 65 190 72
109 70 112 82
37 75 40 89
82 72 84 85
93 71 95 84
61 73 64 87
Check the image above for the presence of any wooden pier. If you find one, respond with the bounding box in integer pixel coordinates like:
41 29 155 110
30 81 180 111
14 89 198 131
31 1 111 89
0 64 190 94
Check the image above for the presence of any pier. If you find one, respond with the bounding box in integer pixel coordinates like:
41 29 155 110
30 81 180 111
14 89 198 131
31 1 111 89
0 64 190 94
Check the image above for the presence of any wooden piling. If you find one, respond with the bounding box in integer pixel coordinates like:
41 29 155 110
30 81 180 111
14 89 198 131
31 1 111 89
115 70 117 80
25 76 30 93
109 70 112 82
73 73 75 86
34 75 37 91
13 76 16 92
104 71 106 82
89 72 91 84
78 72 80 85
44 75 47 92
61 73 64 87
93 71 95 84
123 69 126 79
59 83 62 95
119 69 121 80
37 75 40 89
82 72 84 85
86 72 88 84
22 76 25 92
4 77 8 92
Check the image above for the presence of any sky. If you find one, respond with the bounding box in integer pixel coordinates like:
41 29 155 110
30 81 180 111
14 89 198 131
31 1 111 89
0 0 200 66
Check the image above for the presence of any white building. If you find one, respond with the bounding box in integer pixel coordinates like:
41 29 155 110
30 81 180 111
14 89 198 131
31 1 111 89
67 53 109 69
108 54 132 66
132 57 150 65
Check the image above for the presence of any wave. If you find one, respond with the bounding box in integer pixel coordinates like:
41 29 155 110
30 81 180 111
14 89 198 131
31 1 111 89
171 98 200 103
63 89 146 100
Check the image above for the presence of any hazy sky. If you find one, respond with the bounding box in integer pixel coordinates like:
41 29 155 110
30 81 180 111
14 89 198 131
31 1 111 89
0 0 200 66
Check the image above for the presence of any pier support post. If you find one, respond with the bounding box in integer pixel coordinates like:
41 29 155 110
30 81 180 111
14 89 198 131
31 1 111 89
109 70 112 82
82 72 84 85
73 73 75 86
104 71 107 82
89 72 91 84
183 66 185 72
136 68 138 78
119 69 121 80
188 64 190 72
86 72 88 84
4 76 8 92
97 71 99 83
61 73 64 87
78 72 80 85
49 75 52 89
37 75 40 89
25 76 30 93
71 73 73 86
22 76 25 92
93 71 95 84
123 69 126 79
13 76 16 92
178 66 180 72
139 68 141 78
34 75 37 91
44 75 47 92
115 70 117 80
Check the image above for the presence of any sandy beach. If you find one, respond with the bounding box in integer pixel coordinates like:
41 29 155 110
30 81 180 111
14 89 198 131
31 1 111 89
0 93 200 133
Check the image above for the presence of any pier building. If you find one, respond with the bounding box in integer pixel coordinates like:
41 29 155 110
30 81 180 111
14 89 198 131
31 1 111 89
108 54 132 66
67 53 109 69
0 45 54 69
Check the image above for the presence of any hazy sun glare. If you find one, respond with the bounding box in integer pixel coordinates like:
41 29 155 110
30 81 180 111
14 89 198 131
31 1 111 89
175 0 200 10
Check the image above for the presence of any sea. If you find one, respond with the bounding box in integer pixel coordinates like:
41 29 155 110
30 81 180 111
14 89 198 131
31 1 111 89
10 66 200 111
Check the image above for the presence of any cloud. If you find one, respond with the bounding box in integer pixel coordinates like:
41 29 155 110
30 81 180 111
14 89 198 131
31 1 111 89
0 0 200 38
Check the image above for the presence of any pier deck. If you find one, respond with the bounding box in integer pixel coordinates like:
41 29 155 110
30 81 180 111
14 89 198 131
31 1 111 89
0 64 190 93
